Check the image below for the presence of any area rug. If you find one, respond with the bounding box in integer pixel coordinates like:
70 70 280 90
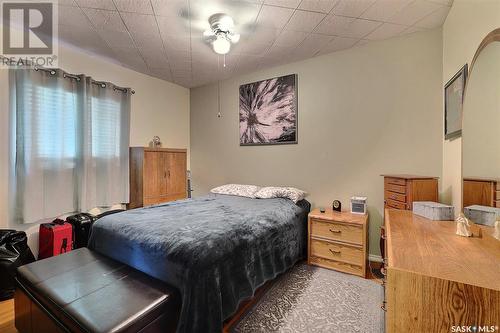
231 264 384 333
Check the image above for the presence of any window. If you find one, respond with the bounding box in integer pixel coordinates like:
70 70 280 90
13 69 131 224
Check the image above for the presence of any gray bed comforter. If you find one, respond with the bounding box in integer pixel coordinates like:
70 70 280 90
88 194 310 333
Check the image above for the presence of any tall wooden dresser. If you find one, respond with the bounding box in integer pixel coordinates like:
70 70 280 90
382 174 439 210
384 209 500 333
463 177 500 208
129 147 187 209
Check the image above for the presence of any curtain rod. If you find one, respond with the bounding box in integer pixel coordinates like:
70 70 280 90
31 66 135 95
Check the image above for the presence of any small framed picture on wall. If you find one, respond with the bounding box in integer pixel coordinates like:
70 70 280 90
444 64 468 140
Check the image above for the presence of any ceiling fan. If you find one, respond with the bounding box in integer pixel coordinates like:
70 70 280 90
203 13 240 55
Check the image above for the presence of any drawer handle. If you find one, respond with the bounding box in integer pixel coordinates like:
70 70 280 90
329 229 342 234
381 301 387 312
391 195 397 200
329 249 341 255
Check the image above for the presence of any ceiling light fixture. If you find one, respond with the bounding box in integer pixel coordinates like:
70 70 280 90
203 13 240 55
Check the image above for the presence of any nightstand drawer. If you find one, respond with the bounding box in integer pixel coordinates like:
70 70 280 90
384 191 406 203
309 256 364 277
310 239 363 265
310 219 363 245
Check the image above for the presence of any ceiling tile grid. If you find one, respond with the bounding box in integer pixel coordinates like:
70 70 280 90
56 0 453 88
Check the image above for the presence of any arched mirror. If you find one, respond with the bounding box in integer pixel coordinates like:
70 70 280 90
462 29 500 226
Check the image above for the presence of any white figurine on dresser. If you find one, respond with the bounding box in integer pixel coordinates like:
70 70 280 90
455 213 472 237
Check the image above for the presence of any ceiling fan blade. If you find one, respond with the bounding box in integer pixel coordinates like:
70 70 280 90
203 30 216 38
229 33 240 43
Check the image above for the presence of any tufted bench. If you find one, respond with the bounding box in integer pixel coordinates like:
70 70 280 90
14 248 179 333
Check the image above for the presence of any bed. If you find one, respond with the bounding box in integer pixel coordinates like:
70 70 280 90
88 193 310 333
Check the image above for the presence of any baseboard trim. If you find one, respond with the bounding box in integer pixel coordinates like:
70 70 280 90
368 254 383 263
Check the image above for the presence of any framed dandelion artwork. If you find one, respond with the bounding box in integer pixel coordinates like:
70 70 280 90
239 74 298 145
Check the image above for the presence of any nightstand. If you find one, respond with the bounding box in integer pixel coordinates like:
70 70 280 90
307 208 368 277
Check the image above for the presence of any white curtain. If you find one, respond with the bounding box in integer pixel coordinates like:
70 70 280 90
12 68 131 224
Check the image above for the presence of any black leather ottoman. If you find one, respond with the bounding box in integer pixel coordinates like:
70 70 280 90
14 248 179 333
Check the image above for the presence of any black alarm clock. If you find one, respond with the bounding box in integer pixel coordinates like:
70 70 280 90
332 200 342 212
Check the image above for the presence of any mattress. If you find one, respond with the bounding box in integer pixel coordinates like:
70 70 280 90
88 194 310 333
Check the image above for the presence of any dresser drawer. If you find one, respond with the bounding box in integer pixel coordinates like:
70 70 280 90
309 256 364 277
310 239 363 265
384 191 406 203
385 178 407 186
310 219 363 245
385 183 407 194
385 199 407 210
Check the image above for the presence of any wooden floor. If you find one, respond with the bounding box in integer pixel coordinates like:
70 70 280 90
0 299 16 333
1 262 382 333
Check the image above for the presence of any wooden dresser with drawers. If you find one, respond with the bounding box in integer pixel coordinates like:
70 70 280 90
384 209 500 333
463 177 500 208
307 208 368 277
382 174 439 210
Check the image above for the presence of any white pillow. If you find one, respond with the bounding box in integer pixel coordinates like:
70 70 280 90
210 184 261 198
254 186 307 203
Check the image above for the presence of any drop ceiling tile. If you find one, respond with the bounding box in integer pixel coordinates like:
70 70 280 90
130 30 164 50
264 0 301 8
365 22 407 40
156 15 191 39
285 10 326 32
242 42 272 55
332 0 377 18
140 49 170 68
151 0 188 17
83 8 127 31
427 0 453 6
414 5 451 28
171 60 192 72
294 33 332 56
59 0 77 6
162 35 191 53
355 38 370 46
97 29 134 47
114 0 153 14
121 12 158 33
315 15 381 38
58 5 90 26
298 0 340 13
245 27 281 46
360 0 413 22
387 0 443 25
318 36 359 53
273 30 309 47
75 0 115 10
110 46 141 58
266 44 297 58
256 5 294 30
400 25 426 35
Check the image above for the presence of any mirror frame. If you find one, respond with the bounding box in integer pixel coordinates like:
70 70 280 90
460 28 500 210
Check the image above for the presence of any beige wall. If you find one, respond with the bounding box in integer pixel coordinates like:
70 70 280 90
190 29 444 258
0 44 190 255
441 0 500 210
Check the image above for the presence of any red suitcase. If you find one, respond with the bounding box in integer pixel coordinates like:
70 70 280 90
38 219 73 260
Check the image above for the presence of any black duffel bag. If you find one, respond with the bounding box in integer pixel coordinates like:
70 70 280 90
0 230 35 300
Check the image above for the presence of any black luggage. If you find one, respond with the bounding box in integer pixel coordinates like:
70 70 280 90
67 210 125 249
0 230 35 300
66 213 96 249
